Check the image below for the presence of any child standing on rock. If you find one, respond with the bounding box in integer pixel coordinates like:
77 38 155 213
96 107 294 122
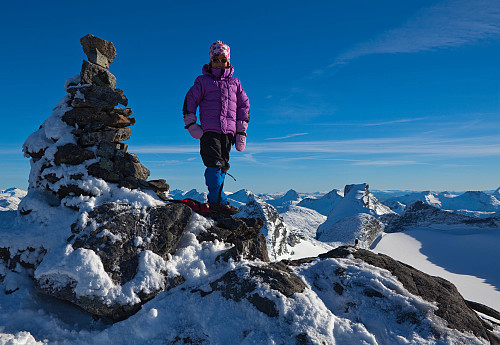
183 40 250 214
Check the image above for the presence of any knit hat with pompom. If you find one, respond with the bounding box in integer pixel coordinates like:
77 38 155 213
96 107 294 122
209 40 231 63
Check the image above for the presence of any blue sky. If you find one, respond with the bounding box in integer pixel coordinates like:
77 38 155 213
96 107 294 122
1 0 499 193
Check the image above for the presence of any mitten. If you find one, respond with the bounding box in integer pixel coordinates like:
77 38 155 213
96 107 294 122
184 113 203 139
235 120 248 152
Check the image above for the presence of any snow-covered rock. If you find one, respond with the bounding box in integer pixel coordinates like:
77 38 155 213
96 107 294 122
278 205 333 259
279 205 326 240
0 188 27 211
235 192 296 261
35 202 193 320
385 200 406 214
316 184 395 248
297 188 344 216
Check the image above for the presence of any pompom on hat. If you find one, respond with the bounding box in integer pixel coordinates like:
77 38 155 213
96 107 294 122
210 40 231 63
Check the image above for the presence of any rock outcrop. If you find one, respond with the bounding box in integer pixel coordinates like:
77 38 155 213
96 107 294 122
196 262 306 318
197 214 268 262
235 192 298 260
309 246 500 345
35 202 193 320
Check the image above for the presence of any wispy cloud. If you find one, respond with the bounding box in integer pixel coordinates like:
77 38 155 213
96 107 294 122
142 160 183 165
316 116 428 127
249 135 500 157
352 160 430 166
232 153 263 165
265 133 309 140
130 145 198 154
332 0 500 66
362 117 427 127
130 135 500 158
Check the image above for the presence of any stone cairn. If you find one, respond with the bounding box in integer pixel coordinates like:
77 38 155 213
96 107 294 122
23 34 169 206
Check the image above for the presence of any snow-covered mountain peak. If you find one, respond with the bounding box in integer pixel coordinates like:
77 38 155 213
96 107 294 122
340 183 394 218
227 188 253 207
266 188 302 208
316 184 394 248
296 188 343 216
0 188 27 211
493 187 500 198
282 188 300 201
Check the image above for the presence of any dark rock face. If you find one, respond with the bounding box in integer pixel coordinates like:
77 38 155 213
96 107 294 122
71 203 192 284
53 144 95 165
197 262 306 318
197 215 269 262
79 127 131 146
69 85 128 108
319 246 499 344
381 200 499 232
62 106 134 129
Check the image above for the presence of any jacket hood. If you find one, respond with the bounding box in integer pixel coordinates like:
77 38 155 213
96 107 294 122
202 63 234 80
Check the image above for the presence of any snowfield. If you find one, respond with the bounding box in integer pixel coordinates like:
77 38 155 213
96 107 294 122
372 225 500 312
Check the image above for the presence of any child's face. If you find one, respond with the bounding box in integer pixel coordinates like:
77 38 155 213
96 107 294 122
211 54 228 69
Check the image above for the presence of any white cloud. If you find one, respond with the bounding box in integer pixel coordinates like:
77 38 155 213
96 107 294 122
332 0 500 66
265 133 309 140
352 160 430 166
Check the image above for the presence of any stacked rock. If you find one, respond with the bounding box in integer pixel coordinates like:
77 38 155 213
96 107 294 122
22 34 168 206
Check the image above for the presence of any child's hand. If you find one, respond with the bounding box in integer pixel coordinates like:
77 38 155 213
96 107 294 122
235 133 246 151
188 124 203 139
235 120 248 151
184 113 203 139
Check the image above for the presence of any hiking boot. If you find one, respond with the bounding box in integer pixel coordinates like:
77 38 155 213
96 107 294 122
209 202 239 215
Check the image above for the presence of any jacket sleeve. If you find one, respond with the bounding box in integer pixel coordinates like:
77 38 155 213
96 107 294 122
183 77 204 115
236 81 250 123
